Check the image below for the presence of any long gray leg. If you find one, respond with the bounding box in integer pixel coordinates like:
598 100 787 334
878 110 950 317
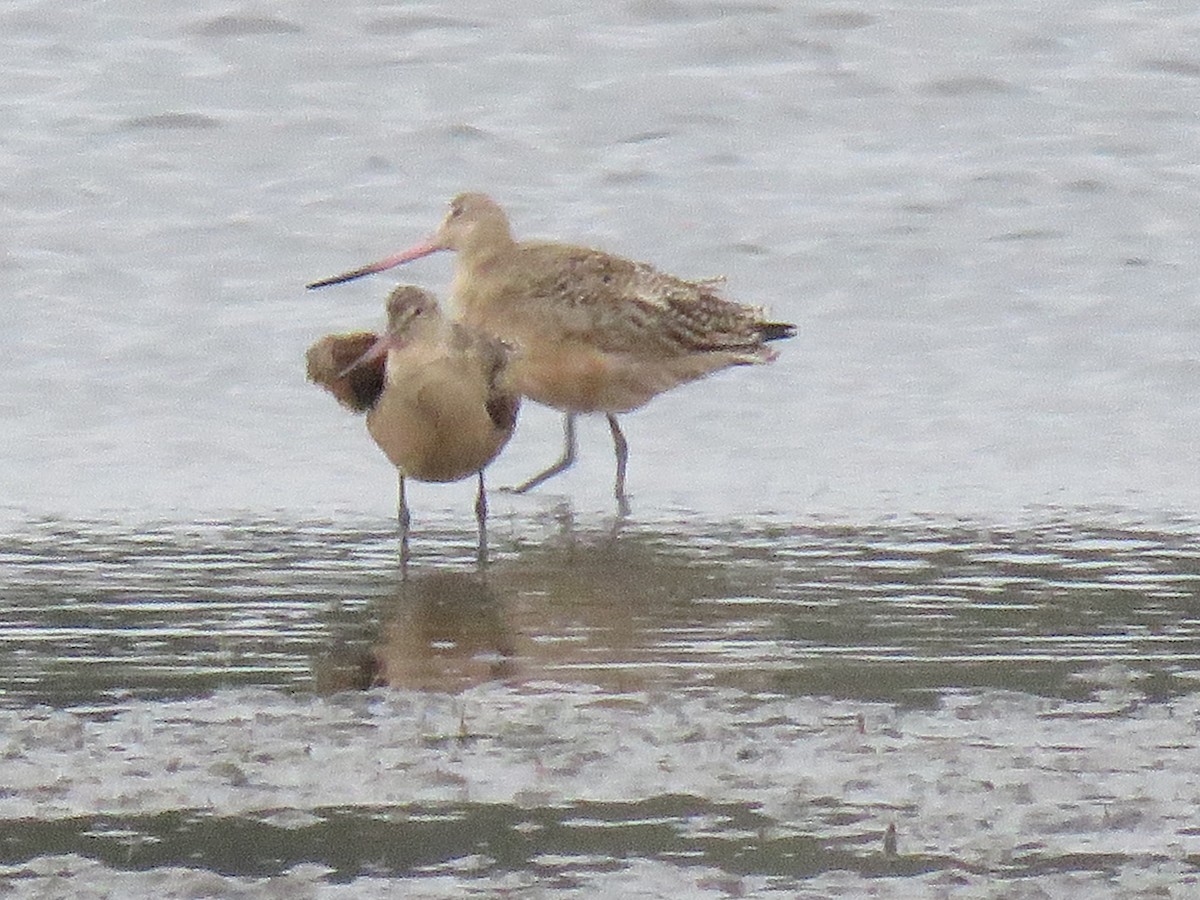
508 413 578 493
475 470 488 566
397 473 411 574
606 413 630 516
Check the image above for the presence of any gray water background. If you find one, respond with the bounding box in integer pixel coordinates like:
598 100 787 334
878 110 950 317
5 0 1200 523
3 0 1200 896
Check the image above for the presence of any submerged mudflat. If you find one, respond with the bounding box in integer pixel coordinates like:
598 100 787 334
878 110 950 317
1 515 1197 897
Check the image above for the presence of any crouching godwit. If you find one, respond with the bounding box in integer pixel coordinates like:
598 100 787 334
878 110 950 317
306 285 520 564
308 193 794 511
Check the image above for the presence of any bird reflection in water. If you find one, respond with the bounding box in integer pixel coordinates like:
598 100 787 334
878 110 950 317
315 514 725 698
316 570 518 693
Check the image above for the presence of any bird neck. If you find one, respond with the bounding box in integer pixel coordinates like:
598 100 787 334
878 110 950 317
458 217 516 275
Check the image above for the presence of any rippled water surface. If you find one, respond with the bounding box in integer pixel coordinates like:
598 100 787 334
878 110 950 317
2 516 1199 897
5 0 1200 895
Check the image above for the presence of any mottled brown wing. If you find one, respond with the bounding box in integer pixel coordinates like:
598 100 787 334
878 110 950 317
512 244 791 356
305 332 385 413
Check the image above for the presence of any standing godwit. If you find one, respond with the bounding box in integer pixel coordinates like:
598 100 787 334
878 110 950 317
306 284 520 564
308 193 795 509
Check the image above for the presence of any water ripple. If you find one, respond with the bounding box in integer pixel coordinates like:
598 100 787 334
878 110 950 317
1 514 1197 707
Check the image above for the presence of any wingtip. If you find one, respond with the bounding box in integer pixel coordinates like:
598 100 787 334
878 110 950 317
760 322 797 342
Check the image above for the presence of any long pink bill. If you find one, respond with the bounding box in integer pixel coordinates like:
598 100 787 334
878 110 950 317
306 240 443 289
335 332 400 379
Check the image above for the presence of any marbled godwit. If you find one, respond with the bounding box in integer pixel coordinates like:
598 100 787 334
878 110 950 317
306 284 520 563
308 193 795 508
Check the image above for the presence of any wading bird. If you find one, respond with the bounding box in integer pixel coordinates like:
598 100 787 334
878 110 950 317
309 193 794 512
306 285 519 564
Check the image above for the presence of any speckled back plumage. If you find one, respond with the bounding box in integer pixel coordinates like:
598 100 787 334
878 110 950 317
500 243 794 359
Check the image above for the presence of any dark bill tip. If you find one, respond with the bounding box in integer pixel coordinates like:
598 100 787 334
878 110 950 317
306 266 374 290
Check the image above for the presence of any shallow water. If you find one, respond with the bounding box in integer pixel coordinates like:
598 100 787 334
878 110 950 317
5 516 1200 707
2 517 1199 896
5 0 1200 895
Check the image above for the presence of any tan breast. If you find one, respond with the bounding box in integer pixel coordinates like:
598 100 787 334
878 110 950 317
367 345 515 482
